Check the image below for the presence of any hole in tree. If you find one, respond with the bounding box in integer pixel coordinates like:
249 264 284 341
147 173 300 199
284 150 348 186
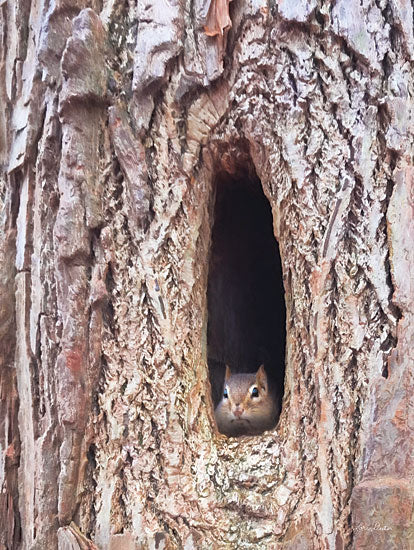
207 164 286 435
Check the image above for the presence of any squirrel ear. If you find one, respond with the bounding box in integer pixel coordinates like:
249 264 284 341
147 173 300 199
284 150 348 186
225 365 232 380
256 364 267 385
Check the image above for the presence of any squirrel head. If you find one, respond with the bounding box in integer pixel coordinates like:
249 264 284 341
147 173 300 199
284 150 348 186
215 364 280 436
221 364 269 418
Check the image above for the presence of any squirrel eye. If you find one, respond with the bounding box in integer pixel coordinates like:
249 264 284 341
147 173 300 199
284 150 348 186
223 388 228 399
251 387 259 398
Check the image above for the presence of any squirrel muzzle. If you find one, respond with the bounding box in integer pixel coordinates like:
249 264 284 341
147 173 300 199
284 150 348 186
233 407 244 418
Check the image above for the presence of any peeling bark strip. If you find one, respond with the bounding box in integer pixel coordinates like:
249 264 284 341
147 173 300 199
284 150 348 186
108 105 151 234
204 0 232 37
322 178 353 258
1 1 413 549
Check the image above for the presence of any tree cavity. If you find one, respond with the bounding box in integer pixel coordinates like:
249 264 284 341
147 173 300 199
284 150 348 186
207 164 286 428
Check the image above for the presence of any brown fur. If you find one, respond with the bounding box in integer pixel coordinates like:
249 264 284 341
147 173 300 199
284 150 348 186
215 365 279 437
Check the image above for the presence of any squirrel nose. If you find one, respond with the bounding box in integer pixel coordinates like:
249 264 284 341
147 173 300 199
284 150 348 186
233 407 244 418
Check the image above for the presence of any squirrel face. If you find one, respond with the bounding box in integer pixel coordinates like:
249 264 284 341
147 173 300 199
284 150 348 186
215 364 278 437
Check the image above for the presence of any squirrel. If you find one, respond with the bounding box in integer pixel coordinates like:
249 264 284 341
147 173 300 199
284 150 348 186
214 364 279 437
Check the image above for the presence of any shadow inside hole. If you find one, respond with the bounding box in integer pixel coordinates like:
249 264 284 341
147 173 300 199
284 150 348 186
207 167 286 424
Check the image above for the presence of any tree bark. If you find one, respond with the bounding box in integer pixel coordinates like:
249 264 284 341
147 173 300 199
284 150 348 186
1 0 413 549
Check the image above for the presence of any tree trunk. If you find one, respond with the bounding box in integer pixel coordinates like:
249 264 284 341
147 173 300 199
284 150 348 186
1 1 413 548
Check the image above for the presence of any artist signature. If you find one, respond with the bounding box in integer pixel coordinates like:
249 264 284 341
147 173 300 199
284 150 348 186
355 523 392 532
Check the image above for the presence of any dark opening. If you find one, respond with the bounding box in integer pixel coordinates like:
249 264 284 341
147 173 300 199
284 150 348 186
207 167 286 414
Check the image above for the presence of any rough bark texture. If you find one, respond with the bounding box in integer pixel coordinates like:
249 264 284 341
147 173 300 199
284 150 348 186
1 0 413 549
